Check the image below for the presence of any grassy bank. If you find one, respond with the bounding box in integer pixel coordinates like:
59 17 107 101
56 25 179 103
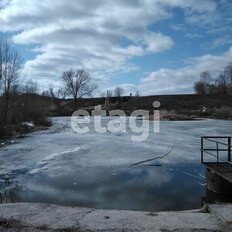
1 93 231 143
52 94 232 120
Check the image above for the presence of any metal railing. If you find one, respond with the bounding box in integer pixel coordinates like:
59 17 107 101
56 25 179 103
201 136 231 165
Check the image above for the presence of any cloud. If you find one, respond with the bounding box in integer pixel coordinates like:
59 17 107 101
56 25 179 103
184 33 202 39
0 0 218 90
139 32 174 53
139 47 232 95
162 0 217 26
169 23 186 32
161 0 216 13
210 36 232 49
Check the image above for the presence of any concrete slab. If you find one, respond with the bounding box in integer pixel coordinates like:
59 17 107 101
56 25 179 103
80 209 222 232
209 204 232 229
0 203 228 231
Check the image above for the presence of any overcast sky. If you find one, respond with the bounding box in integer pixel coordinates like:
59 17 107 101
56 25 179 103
1 0 232 96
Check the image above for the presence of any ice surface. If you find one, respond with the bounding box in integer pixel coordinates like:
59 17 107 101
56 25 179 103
0 117 231 211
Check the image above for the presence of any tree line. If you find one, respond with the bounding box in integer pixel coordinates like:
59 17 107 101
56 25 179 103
0 35 98 139
194 63 232 95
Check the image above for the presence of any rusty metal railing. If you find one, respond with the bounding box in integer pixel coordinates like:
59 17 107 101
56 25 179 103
201 136 231 165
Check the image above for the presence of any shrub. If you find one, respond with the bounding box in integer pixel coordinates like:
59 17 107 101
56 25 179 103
212 106 232 119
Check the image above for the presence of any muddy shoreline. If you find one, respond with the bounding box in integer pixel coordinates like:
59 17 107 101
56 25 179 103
0 124 50 148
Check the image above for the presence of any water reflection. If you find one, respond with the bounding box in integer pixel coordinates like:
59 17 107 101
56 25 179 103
2 162 232 211
0 178 18 203
0 163 206 211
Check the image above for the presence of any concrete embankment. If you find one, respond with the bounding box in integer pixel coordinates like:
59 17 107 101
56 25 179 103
0 203 231 231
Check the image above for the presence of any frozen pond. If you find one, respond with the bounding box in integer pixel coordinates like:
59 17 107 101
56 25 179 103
0 117 232 211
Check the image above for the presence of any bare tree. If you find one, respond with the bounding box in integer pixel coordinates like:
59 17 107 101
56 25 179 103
194 82 205 95
61 69 97 110
193 64 232 95
216 73 228 95
0 34 22 131
114 87 124 98
114 86 124 103
23 80 38 94
41 90 50 97
223 62 232 85
194 71 212 94
135 90 140 97
58 88 67 99
47 85 57 106
49 85 58 99
213 63 232 95
10 84 21 95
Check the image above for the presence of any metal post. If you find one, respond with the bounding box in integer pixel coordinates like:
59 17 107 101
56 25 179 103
228 137 231 162
216 142 219 171
201 137 204 164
